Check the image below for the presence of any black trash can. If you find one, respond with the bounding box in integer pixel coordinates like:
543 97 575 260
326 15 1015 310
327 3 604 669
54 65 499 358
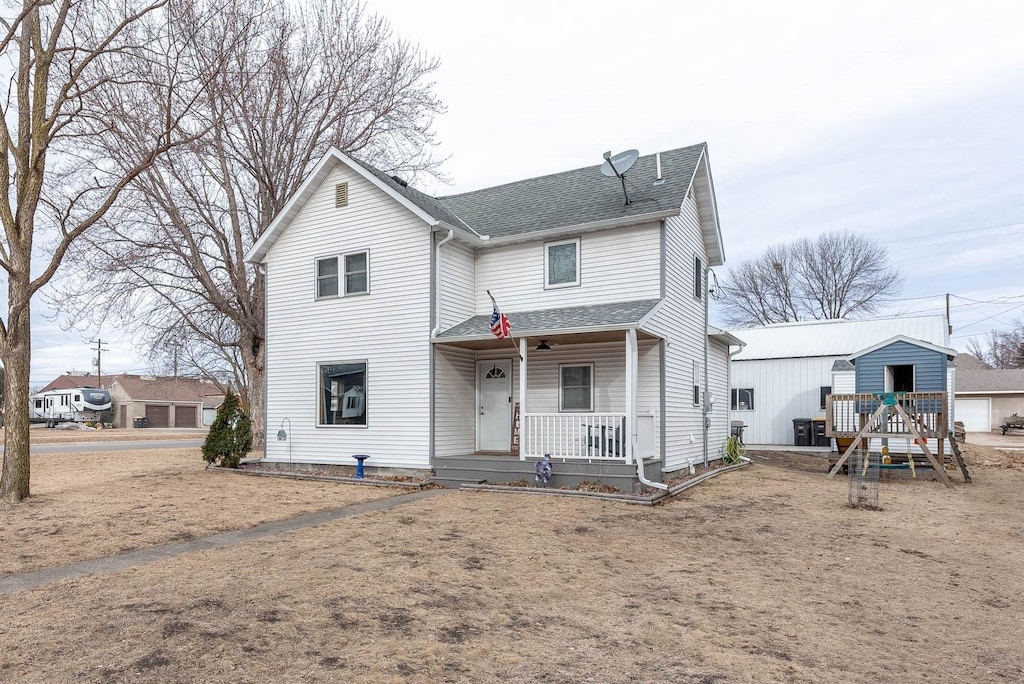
811 418 830 447
133 417 148 428
792 418 812 446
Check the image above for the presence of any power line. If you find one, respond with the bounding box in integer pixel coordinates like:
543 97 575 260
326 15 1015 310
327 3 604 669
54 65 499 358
882 219 1024 245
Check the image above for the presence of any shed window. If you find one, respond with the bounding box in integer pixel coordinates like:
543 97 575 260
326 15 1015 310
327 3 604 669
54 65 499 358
319 361 367 426
820 386 831 410
731 388 754 411
545 238 580 288
560 364 593 412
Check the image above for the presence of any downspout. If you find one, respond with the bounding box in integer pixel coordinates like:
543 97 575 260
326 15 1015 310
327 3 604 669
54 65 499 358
628 327 668 490
703 262 710 467
430 228 455 337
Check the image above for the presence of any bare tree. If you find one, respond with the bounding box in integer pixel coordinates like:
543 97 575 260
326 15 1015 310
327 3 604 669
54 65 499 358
0 0 205 502
720 231 903 326
53 0 443 445
967 320 1024 368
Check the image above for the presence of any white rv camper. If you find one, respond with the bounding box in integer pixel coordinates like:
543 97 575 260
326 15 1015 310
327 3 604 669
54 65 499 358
30 387 112 427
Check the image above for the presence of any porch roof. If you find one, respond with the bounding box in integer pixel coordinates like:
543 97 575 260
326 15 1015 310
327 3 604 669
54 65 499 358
435 299 662 342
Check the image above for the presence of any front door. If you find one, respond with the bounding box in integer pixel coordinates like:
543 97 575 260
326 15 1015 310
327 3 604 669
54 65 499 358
477 360 512 451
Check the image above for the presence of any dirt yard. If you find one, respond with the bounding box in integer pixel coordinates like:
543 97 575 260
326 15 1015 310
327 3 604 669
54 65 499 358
0 444 1022 683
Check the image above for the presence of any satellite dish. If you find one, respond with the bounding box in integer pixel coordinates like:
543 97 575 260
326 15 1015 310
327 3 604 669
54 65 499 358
600 149 639 177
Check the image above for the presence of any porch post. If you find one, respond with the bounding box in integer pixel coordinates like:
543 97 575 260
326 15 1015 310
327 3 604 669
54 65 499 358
519 337 527 461
625 328 638 464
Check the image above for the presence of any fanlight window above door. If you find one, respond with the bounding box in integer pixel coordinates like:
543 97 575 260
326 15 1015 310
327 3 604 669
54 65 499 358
485 367 507 380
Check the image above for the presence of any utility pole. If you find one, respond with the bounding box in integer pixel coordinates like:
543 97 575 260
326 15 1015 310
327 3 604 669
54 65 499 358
89 339 110 388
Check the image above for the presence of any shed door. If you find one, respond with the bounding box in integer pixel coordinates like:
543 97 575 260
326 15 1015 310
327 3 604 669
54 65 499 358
145 404 170 428
955 398 990 432
174 405 197 428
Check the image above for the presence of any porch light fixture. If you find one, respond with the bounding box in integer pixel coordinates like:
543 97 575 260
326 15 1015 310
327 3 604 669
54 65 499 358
536 340 551 351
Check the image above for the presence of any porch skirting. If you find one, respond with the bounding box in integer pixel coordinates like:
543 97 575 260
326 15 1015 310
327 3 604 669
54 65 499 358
431 453 663 492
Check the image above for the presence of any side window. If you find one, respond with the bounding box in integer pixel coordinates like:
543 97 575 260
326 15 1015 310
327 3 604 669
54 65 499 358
820 386 831 410
692 361 701 406
319 361 367 426
545 238 581 289
316 257 339 298
693 255 703 300
343 251 369 295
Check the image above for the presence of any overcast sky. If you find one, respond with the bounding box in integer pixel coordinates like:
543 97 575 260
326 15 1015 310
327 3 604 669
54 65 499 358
28 0 1024 387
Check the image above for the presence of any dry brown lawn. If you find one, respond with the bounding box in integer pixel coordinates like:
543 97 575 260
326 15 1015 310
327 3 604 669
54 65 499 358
0 448 399 576
7 426 207 444
1 443 1022 683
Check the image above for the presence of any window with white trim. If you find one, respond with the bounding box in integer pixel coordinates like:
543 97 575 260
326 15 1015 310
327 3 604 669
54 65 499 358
693 361 702 406
694 255 703 300
316 257 338 298
344 251 368 294
559 363 593 412
545 237 580 288
731 388 754 411
316 250 369 298
318 361 367 426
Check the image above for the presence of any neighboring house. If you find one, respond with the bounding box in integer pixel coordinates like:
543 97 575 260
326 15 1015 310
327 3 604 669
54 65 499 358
245 143 739 488
830 335 957 455
37 370 99 393
727 315 952 445
107 374 222 428
955 365 1024 432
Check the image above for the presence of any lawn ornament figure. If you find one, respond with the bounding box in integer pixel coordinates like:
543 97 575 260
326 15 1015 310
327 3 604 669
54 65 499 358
535 453 552 485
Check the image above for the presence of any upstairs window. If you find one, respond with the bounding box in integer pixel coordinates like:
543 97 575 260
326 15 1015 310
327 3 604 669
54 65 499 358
731 388 754 411
316 250 369 298
344 251 369 295
316 257 338 298
545 237 580 289
694 255 703 299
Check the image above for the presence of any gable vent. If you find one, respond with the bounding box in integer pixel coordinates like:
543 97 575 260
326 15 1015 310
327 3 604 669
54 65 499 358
335 182 349 208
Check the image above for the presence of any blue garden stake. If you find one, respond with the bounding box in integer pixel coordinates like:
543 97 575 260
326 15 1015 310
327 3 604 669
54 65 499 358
353 454 369 479
535 453 552 486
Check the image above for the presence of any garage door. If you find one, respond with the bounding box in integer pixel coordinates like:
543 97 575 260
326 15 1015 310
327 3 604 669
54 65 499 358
955 398 990 432
145 404 170 428
174 405 197 428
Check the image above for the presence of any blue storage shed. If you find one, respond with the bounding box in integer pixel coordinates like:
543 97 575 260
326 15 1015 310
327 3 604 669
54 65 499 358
849 335 956 395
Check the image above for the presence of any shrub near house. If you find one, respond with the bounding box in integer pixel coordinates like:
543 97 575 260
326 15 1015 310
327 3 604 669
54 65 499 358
202 391 252 468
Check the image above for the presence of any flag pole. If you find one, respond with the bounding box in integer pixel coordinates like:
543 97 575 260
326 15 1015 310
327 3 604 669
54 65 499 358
487 289 522 361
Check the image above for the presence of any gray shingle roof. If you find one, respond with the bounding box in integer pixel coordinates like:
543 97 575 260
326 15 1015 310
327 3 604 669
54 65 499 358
348 157 477 234
435 145 705 238
957 368 1024 393
437 299 662 339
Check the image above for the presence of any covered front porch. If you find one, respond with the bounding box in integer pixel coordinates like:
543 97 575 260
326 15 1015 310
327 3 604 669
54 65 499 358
431 300 665 487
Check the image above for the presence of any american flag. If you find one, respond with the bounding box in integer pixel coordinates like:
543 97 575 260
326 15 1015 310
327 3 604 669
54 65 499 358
488 292 512 339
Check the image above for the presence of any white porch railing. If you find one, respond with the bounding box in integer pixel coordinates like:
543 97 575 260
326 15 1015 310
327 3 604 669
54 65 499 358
522 413 656 462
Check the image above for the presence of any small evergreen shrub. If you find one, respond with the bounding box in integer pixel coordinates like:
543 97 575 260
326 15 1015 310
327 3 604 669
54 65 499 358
202 390 252 468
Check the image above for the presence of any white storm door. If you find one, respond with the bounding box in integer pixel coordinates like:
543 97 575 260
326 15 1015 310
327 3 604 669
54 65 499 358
477 360 512 451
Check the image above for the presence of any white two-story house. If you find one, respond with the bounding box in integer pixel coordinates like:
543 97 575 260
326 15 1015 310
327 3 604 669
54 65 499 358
245 143 740 490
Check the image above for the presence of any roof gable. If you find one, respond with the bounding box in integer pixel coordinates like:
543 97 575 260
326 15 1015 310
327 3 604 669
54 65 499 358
847 335 957 362
246 142 726 263
109 375 221 403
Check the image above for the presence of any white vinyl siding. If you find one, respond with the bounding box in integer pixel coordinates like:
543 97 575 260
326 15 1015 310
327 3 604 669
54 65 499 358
438 238 476 331
641 195 713 472
263 163 432 469
474 222 661 314
707 339 730 458
434 344 477 458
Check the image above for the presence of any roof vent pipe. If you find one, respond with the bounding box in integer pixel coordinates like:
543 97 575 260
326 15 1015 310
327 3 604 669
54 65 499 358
653 152 664 186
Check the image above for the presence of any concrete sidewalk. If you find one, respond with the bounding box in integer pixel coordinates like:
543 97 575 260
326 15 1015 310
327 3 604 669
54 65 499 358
0 488 445 597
